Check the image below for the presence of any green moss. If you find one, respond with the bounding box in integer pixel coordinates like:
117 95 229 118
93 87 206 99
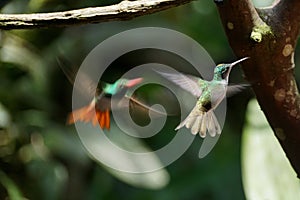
250 23 273 42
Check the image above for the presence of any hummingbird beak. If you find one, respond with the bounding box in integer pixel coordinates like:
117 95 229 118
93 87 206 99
229 57 250 68
125 78 143 88
222 57 249 80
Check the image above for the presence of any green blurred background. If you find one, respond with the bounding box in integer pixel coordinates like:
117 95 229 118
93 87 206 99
1 0 299 200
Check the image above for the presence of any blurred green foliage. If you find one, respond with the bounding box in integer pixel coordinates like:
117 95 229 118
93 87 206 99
242 100 300 200
0 0 298 200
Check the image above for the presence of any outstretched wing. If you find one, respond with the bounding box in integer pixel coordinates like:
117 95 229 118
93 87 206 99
155 70 206 97
57 56 99 98
226 84 250 97
118 94 171 116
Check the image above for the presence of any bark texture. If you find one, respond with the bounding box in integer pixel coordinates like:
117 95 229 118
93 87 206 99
0 0 194 29
216 0 300 178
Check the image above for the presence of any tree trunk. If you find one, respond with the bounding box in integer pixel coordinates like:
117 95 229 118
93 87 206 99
216 0 300 178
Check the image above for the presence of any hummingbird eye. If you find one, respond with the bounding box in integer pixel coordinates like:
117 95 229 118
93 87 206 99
221 66 230 79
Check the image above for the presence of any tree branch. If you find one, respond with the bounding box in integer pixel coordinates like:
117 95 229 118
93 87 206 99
216 0 300 177
0 0 194 30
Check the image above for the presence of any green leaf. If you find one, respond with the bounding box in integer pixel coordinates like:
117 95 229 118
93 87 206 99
0 102 11 128
0 33 47 89
242 99 300 200
0 170 24 200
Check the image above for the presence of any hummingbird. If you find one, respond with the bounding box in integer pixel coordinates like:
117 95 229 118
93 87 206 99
57 57 165 130
156 57 249 137
67 77 144 130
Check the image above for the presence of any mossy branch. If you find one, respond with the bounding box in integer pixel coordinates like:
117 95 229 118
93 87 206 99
216 0 300 178
250 23 273 42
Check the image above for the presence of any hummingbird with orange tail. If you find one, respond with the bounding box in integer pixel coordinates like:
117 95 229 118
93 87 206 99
58 58 165 130
156 57 249 137
67 78 143 130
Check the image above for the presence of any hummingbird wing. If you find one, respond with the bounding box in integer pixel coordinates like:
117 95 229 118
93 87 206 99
155 70 205 97
226 84 250 97
56 56 76 84
116 94 169 116
58 57 111 129
57 56 99 98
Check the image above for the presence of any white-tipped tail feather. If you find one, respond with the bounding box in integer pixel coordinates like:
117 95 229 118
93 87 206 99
175 106 221 138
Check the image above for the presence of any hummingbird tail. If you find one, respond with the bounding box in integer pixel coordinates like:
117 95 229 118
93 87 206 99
206 111 221 137
67 101 110 130
175 107 221 137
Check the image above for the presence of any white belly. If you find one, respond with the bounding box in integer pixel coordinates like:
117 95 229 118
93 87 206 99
209 82 227 109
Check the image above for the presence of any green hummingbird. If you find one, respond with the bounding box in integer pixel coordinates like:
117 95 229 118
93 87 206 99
67 78 144 130
156 57 249 137
57 57 165 130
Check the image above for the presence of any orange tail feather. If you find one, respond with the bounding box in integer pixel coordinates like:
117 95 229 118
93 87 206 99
67 100 95 124
96 109 110 130
67 101 111 130
105 109 110 130
98 111 105 128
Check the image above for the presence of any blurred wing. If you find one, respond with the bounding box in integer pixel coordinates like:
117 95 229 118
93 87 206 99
96 93 171 116
155 70 205 97
76 71 99 97
57 56 99 98
226 84 250 97
56 56 76 84
121 94 169 116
